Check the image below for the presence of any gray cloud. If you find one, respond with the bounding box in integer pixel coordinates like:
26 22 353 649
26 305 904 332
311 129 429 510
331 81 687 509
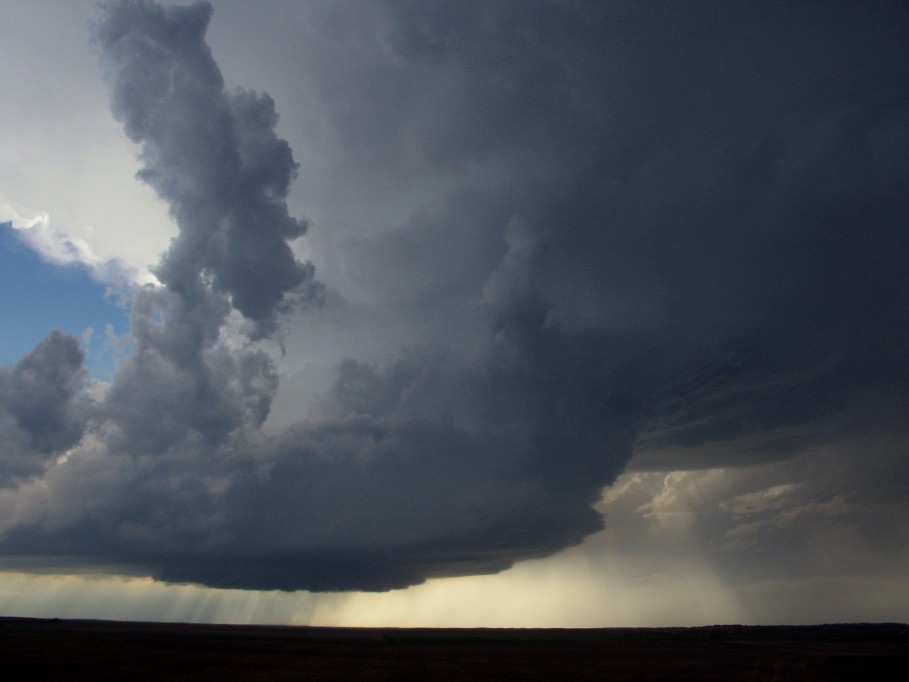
95 0 321 337
0 330 89 483
0 0 906 594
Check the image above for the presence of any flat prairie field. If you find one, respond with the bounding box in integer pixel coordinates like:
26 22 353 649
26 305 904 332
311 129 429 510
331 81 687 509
1 617 906 680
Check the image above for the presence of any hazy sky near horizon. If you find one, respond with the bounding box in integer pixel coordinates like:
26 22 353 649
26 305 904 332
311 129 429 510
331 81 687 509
0 0 907 626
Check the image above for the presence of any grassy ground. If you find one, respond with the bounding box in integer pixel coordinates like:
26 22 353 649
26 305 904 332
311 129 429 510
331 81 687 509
2 618 906 680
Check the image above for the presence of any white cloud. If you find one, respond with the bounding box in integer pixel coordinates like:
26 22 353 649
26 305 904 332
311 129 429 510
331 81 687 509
0 2 173 284
1 191 158 287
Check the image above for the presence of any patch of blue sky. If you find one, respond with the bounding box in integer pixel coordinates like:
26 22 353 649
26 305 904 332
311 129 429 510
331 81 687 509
0 221 131 379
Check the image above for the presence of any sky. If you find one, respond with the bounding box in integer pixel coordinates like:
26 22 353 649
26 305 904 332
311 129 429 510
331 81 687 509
0 0 907 627
0 222 130 377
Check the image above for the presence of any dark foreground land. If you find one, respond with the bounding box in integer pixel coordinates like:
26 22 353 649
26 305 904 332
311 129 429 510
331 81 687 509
1 617 906 680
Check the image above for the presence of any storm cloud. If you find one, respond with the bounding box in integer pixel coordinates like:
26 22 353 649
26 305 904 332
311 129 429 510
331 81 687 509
0 329 89 484
0 0 906 594
95 0 320 335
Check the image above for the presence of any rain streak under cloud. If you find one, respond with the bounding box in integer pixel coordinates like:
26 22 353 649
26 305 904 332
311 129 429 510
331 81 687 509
0 0 907 621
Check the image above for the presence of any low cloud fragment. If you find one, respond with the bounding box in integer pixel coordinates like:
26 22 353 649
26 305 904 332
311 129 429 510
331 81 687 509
0 330 89 484
0 0 906 594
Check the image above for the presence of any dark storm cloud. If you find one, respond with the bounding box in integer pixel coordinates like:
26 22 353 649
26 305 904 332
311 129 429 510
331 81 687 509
0 0 907 592
94 0 320 336
87 0 317 455
292 0 908 451
101 294 278 454
0 330 89 484
190 223 647 591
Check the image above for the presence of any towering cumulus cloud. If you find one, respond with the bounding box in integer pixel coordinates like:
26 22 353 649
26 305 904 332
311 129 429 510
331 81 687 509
0 0 907 594
93 0 322 458
97 0 318 335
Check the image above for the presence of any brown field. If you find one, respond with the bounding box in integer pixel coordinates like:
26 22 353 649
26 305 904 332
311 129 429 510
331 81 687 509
1 617 906 680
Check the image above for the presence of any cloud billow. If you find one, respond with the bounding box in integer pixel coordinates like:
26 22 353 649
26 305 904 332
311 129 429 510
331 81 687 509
0 330 89 484
0 0 906 593
95 0 319 336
